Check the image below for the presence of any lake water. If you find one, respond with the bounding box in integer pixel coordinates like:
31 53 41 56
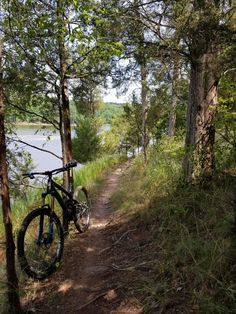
12 126 70 172
10 124 112 172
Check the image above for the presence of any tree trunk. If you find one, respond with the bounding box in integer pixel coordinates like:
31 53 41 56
141 59 148 164
168 59 180 136
184 49 218 183
60 75 72 168
0 41 22 313
57 0 73 190
56 0 73 233
133 0 149 163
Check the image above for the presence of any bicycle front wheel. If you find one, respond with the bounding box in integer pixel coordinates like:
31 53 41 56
17 207 64 279
73 186 90 233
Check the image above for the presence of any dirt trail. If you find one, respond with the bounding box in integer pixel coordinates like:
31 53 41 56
23 162 143 314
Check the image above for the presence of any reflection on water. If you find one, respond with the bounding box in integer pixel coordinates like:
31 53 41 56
12 126 75 172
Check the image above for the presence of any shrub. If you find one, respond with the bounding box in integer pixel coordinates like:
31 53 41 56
72 115 101 163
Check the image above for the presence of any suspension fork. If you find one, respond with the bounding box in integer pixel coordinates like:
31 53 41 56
37 193 55 244
48 195 55 240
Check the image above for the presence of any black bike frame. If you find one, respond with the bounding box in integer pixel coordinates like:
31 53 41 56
41 174 73 232
22 162 77 245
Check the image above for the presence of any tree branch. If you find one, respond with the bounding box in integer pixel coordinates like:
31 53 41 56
5 95 59 130
12 139 62 160
66 46 97 73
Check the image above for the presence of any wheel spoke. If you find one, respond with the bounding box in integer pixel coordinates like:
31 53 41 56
73 187 90 233
17 208 64 279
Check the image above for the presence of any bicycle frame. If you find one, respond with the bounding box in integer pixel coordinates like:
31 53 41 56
40 172 74 235
18 160 89 279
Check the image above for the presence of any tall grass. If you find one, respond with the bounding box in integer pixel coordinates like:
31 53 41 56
0 186 43 239
112 136 184 212
0 154 125 312
74 154 125 188
112 136 236 313
0 154 125 238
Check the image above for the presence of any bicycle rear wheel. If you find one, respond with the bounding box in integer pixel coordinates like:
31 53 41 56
17 207 64 279
73 186 90 233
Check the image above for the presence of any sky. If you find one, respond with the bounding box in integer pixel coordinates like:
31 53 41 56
102 87 129 103
102 80 141 103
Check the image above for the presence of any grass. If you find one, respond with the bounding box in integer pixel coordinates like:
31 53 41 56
112 136 236 313
74 154 126 188
0 154 125 313
1 142 235 312
0 154 125 238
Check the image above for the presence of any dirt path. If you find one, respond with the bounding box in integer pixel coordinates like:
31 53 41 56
23 162 144 314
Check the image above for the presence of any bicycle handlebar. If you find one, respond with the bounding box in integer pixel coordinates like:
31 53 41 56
23 160 78 179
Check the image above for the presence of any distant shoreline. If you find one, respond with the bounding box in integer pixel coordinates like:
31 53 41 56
15 122 51 127
15 122 76 127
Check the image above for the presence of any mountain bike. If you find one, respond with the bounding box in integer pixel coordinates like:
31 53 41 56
17 160 90 279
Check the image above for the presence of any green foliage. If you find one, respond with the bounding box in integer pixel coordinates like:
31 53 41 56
0 155 124 240
71 65 118 120
73 84 102 117
123 101 142 149
101 101 142 155
112 136 236 313
148 73 188 141
73 154 125 188
102 112 130 154
215 75 236 168
112 136 184 212
0 182 43 241
72 115 101 163
1 0 235 311
7 148 35 198
96 102 124 124
3 0 124 126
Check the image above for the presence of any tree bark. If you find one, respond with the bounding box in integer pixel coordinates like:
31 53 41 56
184 49 218 183
57 0 73 190
133 0 149 163
0 41 22 313
168 58 180 136
141 59 149 164
182 0 223 183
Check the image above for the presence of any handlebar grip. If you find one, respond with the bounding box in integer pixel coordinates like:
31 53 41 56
22 173 35 179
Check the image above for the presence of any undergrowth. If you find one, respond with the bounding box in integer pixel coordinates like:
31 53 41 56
0 154 125 313
112 136 236 313
0 154 124 238
74 154 125 188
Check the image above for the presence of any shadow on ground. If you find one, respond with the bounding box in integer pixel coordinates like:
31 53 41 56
22 203 155 314
21 164 155 314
